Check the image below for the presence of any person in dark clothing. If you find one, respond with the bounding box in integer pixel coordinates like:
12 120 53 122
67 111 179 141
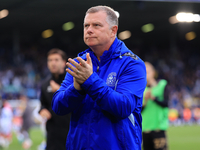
19 95 34 149
142 61 169 150
39 48 71 150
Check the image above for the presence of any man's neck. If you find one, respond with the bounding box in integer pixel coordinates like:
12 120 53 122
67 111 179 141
91 48 105 60
52 73 59 79
52 71 64 79
91 38 115 60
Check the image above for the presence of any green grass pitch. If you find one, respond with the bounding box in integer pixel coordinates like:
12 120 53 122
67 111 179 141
167 125 200 150
4 125 200 150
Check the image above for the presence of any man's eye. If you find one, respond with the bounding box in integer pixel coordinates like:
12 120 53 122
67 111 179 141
84 24 89 28
95 24 100 26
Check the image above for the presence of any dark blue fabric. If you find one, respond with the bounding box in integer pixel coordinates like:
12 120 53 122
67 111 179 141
52 38 147 150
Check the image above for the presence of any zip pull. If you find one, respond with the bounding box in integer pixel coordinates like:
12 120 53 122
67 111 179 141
97 66 99 72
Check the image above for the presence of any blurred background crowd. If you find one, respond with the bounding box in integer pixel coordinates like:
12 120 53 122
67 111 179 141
0 38 200 126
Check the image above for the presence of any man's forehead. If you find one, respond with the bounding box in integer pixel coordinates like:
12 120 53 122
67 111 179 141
48 53 62 59
84 11 107 22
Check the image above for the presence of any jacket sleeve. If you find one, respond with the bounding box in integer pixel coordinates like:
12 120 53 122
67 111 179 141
52 72 86 115
81 60 147 119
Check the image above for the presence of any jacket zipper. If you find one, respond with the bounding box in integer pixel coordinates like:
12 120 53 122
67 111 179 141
87 59 100 148
97 60 100 72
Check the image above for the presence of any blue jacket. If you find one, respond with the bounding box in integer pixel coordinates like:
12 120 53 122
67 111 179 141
52 38 146 150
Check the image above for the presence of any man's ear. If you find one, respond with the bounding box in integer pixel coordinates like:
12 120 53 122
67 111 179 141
111 25 118 37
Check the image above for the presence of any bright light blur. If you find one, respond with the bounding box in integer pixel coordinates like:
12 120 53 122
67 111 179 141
141 23 154 33
62 22 74 31
0 9 9 19
169 16 179 24
176 12 200 22
176 13 193 22
42 29 54 38
185 32 196 41
193 14 200 22
118 30 131 40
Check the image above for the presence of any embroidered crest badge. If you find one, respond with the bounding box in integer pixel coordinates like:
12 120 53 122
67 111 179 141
106 72 117 87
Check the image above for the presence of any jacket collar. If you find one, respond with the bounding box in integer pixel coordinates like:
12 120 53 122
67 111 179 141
78 37 130 64
99 37 120 63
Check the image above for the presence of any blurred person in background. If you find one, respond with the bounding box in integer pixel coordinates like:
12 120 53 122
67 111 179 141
33 102 46 150
0 99 13 149
52 5 146 150
18 95 34 150
142 61 169 150
39 48 71 150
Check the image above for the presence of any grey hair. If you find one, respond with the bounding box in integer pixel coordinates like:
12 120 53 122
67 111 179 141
85 5 118 28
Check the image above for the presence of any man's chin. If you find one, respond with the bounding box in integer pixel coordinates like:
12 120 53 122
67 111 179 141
50 71 58 74
85 40 97 46
86 42 98 48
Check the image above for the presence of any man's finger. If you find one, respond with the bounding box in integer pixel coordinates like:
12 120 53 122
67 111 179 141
66 62 79 73
77 57 87 67
86 53 92 66
68 58 81 70
66 68 78 78
50 80 56 85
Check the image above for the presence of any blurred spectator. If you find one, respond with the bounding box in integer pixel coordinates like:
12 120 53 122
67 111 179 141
38 48 71 150
33 102 46 150
19 95 34 150
142 62 169 150
0 99 13 149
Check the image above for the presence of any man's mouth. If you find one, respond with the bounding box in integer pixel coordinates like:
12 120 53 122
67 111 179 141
86 37 96 39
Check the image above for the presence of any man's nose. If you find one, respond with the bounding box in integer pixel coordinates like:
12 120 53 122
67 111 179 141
86 26 93 34
52 60 57 64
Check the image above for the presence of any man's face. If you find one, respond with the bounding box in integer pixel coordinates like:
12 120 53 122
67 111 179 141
47 54 66 74
83 11 115 49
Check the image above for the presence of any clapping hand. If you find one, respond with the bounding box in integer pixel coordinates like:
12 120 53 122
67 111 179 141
66 53 93 90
